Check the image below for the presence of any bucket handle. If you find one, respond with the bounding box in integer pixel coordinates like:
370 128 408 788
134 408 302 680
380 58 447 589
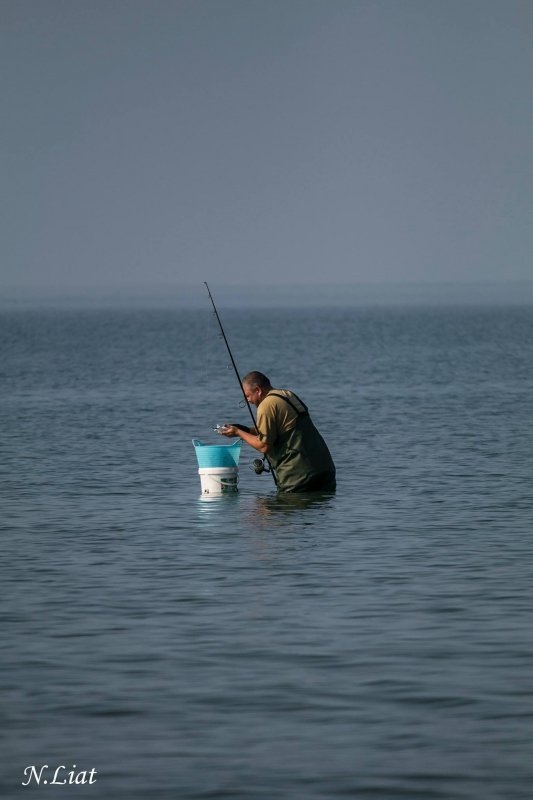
192 439 241 448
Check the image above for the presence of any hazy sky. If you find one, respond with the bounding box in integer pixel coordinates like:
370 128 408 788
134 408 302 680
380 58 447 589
2 0 532 297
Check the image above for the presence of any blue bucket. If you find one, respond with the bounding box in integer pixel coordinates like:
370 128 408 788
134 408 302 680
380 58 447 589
192 439 242 468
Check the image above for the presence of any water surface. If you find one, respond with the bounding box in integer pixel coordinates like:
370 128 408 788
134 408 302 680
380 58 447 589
1 307 533 799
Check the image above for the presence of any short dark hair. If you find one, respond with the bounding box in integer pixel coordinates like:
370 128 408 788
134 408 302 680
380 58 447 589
242 371 271 390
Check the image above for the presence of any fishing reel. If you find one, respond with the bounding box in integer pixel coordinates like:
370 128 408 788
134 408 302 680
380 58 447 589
251 457 271 476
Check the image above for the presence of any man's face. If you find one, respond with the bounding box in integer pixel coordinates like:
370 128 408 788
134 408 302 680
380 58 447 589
243 383 263 407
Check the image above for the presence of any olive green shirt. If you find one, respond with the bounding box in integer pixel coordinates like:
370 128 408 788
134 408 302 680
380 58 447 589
256 389 305 445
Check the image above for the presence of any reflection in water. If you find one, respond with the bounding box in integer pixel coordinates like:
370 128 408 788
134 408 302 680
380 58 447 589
196 491 336 569
197 490 334 511
241 491 336 530
239 492 337 563
196 490 336 536
197 491 242 508
253 490 335 513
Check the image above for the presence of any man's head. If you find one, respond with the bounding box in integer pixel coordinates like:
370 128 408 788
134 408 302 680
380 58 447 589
242 371 272 407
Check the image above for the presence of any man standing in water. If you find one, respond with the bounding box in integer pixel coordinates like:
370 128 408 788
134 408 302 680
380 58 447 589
221 371 336 493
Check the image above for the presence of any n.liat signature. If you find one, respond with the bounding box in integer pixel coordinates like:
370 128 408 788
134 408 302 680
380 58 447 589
22 765 97 786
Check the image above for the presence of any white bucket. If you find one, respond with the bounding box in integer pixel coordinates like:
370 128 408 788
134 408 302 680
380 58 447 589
198 467 239 495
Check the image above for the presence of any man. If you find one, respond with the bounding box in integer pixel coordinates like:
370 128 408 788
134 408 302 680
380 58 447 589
221 371 336 493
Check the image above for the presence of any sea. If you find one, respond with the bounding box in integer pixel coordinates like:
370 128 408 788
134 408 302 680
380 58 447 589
1 305 533 799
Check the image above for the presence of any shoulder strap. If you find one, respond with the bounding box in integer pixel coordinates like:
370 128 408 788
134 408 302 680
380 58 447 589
268 392 309 417
288 392 309 414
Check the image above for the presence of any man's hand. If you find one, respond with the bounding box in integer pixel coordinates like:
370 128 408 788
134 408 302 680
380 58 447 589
220 425 239 437
219 424 270 454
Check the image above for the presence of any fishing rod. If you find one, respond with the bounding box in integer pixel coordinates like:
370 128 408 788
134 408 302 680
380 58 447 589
204 282 277 486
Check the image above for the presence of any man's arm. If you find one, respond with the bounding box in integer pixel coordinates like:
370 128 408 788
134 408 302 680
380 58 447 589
221 425 271 454
229 424 258 435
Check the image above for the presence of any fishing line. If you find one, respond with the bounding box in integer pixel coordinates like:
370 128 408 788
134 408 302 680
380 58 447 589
204 282 277 487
